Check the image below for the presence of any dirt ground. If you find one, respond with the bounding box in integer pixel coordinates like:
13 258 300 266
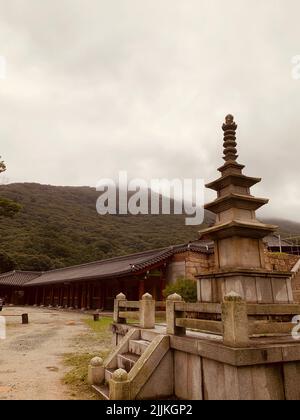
0 306 112 400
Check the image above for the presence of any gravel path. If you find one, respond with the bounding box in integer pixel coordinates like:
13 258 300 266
0 306 102 400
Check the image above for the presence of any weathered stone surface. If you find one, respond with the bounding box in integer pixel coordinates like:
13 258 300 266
202 358 226 400
250 365 285 400
222 293 249 347
166 297 186 336
90 357 103 367
128 335 170 399
140 295 155 329
109 369 130 400
137 351 173 400
174 351 188 399
283 362 300 400
105 329 140 370
112 368 128 382
174 352 203 400
88 357 104 385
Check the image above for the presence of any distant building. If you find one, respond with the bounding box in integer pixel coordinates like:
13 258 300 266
0 235 298 309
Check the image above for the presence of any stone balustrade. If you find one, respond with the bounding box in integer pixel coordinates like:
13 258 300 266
113 292 155 329
113 292 300 347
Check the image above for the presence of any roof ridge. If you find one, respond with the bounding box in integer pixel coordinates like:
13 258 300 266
32 246 175 276
0 271 16 278
0 270 42 276
1 242 212 287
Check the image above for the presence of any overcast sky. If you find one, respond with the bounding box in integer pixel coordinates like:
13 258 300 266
0 0 299 221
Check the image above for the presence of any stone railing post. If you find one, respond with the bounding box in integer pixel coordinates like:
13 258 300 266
140 293 155 329
88 357 104 385
166 293 185 335
222 292 249 347
109 369 130 400
113 293 126 324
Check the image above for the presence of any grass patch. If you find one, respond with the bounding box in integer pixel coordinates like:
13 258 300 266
62 316 113 399
84 316 113 333
64 353 99 385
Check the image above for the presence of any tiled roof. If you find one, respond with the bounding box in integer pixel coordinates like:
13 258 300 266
0 271 41 287
0 241 213 288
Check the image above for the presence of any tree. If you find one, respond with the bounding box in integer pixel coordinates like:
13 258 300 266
0 251 15 273
0 156 21 218
0 157 6 173
14 254 53 271
163 277 198 302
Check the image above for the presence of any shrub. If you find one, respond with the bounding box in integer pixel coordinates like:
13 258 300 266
0 251 15 273
163 277 197 302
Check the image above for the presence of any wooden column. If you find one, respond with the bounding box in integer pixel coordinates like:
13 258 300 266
35 288 39 305
67 285 71 307
42 287 46 305
69 285 74 307
80 284 86 308
87 283 91 309
160 269 166 301
102 282 107 310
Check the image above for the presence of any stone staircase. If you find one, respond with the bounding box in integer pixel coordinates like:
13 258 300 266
91 329 172 400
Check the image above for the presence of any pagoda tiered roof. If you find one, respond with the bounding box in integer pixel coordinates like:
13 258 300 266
199 115 276 241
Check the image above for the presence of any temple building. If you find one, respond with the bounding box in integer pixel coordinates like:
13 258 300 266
0 243 213 309
0 238 299 310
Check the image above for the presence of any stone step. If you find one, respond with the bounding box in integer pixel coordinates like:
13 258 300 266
92 384 109 400
140 330 158 342
117 352 140 372
105 368 115 383
129 339 150 356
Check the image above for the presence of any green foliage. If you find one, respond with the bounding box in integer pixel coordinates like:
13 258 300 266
0 251 15 273
0 183 209 271
163 277 198 302
0 158 21 218
0 197 22 218
13 254 54 271
0 182 296 274
0 157 6 173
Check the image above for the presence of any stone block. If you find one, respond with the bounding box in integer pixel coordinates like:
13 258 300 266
283 362 300 400
137 351 173 399
88 357 104 385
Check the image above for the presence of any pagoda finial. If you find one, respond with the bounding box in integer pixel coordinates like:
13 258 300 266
222 114 238 162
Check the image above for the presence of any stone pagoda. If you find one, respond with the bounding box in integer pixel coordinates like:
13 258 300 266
197 115 294 304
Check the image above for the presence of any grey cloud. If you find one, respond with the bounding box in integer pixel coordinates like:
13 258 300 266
0 0 299 221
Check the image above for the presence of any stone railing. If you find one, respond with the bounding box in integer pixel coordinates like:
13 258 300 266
166 292 300 347
113 292 162 329
113 292 300 347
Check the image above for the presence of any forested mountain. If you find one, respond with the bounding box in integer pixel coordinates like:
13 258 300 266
0 183 299 272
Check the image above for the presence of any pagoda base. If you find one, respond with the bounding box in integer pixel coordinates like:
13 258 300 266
197 269 293 304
